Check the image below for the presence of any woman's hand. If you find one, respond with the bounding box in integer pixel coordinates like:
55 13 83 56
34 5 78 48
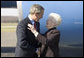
28 23 37 34
28 23 39 37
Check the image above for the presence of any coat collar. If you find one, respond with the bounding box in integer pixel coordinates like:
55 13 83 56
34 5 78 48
45 27 56 35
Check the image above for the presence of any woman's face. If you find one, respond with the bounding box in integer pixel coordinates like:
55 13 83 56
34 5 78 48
46 19 53 29
46 19 49 29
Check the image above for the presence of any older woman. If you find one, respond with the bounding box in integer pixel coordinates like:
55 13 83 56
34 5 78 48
28 13 62 57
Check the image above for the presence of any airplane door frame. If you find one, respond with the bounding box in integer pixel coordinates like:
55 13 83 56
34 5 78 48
17 1 23 22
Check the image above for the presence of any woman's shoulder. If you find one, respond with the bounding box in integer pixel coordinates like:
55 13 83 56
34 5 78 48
46 29 60 39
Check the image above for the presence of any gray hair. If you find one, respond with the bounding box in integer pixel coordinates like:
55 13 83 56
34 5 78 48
29 4 44 14
48 13 62 27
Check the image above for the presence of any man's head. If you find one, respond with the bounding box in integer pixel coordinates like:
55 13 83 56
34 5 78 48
29 4 44 22
46 13 62 29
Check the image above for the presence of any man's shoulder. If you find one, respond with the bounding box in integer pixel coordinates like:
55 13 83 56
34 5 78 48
19 17 30 24
22 17 30 22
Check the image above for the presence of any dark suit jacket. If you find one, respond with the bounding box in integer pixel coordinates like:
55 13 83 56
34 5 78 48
15 17 41 57
36 27 60 57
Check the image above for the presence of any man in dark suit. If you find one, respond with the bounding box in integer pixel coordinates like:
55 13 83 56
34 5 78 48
15 4 44 57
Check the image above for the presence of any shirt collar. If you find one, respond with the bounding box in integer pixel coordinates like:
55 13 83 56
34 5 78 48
28 15 34 25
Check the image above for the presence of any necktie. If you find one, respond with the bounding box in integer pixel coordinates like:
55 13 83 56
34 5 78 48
34 22 36 30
